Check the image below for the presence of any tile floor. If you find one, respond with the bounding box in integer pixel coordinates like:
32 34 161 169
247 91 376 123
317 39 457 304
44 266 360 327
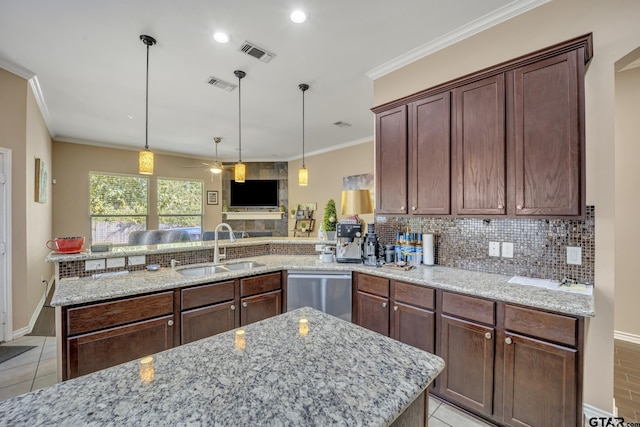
0 335 494 426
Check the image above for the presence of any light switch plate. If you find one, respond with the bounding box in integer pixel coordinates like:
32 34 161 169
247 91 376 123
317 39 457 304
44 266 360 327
85 259 106 271
106 257 125 268
128 255 146 266
489 241 500 257
567 246 582 265
502 242 514 258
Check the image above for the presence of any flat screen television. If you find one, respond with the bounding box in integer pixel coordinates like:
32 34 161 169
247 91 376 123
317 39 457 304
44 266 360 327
230 179 279 208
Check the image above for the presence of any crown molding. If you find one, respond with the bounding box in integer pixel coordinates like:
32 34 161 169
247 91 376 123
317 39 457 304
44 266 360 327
366 0 551 80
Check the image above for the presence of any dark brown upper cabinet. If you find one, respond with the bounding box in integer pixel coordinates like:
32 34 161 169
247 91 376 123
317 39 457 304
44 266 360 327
372 33 591 219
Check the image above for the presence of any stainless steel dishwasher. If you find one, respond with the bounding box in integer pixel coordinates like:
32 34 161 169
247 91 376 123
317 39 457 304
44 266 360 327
286 271 352 322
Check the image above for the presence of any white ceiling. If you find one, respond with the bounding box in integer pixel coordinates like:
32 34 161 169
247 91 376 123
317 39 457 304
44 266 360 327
0 0 546 163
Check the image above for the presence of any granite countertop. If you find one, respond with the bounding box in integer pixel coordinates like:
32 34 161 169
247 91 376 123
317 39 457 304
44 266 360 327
0 307 445 426
51 254 595 317
45 237 331 262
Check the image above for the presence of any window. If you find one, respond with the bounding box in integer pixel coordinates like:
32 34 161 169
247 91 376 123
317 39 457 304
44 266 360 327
89 173 148 244
157 178 203 241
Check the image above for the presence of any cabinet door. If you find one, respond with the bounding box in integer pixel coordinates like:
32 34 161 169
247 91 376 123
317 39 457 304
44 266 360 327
240 290 282 326
181 301 236 344
439 315 494 415
511 51 582 216
454 74 506 215
66 315 174 379
392 302 435 353
376 105 408 214
409 92 451 215
356 291 390 336
503 333 576 427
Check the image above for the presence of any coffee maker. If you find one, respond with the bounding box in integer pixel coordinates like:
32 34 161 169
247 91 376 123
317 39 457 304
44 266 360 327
362 223 379 266
335 221 363 263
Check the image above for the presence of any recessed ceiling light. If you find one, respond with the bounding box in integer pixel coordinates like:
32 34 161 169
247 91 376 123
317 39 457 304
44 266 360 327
213 32 229 43
290 10 307 23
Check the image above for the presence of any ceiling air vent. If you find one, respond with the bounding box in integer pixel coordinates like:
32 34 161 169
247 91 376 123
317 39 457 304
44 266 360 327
238 41 276 63
206 76 237 92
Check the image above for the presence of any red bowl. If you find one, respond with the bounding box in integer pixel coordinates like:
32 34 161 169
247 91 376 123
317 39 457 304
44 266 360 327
46 236 85 252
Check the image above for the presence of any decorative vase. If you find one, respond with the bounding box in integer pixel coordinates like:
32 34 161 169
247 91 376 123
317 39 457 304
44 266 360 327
326 231 336 241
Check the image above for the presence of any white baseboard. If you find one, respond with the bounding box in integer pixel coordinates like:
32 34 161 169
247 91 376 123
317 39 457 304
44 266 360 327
614 330 640 345
11 326 30 339
583 403 614 426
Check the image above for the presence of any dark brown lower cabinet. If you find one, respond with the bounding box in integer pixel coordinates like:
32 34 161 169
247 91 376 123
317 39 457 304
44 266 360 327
503 333 577 427
356 291 390 336
392 302 435 353
439 314 495 416
181 301 236 344
66 315 174 379
240 290 282 326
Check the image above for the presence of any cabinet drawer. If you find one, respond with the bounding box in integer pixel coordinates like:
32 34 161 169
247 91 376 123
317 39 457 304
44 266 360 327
66 291 174 336
394 281 434 310
182 280 235 310
240 272 281 297
442 292 495 325
356 274 389 298
504 305 577 347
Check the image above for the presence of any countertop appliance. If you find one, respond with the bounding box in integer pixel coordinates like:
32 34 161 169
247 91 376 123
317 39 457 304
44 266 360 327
363 223 379 266
286 271 352 322
335 221 362 263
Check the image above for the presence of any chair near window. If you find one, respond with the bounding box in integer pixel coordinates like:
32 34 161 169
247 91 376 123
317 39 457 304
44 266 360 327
128 230 191 245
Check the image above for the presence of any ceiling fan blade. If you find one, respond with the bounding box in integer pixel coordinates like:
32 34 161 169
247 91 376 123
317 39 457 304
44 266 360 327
181 162 213 168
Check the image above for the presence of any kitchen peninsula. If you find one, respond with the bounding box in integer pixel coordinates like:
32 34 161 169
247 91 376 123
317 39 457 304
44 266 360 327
0 307 445 426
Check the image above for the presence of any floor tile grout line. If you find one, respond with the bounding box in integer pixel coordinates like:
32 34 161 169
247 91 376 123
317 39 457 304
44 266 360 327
29 339 46 391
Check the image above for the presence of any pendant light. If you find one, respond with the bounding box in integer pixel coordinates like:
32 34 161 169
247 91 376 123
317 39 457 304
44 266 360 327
210 137 223 175
298 83 309 186
234 70 246 183
138 35 156 175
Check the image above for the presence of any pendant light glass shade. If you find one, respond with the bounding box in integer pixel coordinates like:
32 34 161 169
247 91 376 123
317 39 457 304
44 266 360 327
234 70 246 183
298 83 309 186
138 35 156 175
210 137 223 175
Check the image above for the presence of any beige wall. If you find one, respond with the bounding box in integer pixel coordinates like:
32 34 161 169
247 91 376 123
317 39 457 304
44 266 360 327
614 64 640 337
287 141 374 236
0 68 53 334
374 0 640 412
52 141 223 240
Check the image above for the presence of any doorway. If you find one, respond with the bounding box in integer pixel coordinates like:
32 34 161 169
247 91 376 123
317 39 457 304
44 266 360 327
0 148 12 343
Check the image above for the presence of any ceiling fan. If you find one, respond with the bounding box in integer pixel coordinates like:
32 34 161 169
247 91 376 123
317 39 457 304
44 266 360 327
183 137 224 180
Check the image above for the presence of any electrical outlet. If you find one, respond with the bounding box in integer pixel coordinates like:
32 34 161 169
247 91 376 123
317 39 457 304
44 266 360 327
489 241 500 257
107 257 126 268
567 246 582 265
502 242 514 258
85 259 106 271
315 244 326 252
128 255 146 266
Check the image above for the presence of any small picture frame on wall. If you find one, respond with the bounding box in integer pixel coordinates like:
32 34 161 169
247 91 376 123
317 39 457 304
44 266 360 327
207 191 218 205
34 158 48 204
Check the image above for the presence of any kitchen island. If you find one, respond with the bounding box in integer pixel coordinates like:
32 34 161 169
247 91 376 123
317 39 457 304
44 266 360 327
0 307 445 426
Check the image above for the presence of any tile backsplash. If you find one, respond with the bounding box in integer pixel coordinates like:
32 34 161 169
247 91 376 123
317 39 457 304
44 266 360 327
374 206 595 284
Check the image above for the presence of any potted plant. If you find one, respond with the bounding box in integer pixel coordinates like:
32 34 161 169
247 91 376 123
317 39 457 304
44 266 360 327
300 220 309 232
323 199 337 240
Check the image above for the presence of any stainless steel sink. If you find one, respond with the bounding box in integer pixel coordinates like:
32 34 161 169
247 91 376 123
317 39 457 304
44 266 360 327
224 261 265 271
176 261 264 276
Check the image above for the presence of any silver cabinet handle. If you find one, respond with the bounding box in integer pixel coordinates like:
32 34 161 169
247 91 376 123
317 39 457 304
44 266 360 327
393 306 398 311
498 204 503 209
382 302 387 308
517 205 523 210
411 206 416 211
485 332 492 339
168 320 174 326
505 337 513 345
230 305 236 311
400 206 405 211
242 302 248 307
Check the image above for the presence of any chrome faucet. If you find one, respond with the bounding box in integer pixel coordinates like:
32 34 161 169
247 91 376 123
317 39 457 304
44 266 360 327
213 223 236 264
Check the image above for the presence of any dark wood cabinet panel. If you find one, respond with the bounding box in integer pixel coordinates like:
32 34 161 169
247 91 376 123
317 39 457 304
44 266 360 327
439 315 495 416
503 333 577 427
355 272 389 298
240 272 282 297
181 281 235 311
409 92 451 215
376 105 408 214
240 290 282 326
356 291 390 336
66 315 174 379
504 304 577 347
453 74 506 215
392 302 435 354
442 291 495 325
394 281 434 310
511 51 583 216
181 301 236 344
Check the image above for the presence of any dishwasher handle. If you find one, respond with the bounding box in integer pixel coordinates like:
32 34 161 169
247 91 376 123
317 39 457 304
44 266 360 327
287 272 352 281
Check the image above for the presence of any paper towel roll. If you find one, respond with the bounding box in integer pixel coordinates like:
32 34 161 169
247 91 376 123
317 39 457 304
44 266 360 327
422 234 434 266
